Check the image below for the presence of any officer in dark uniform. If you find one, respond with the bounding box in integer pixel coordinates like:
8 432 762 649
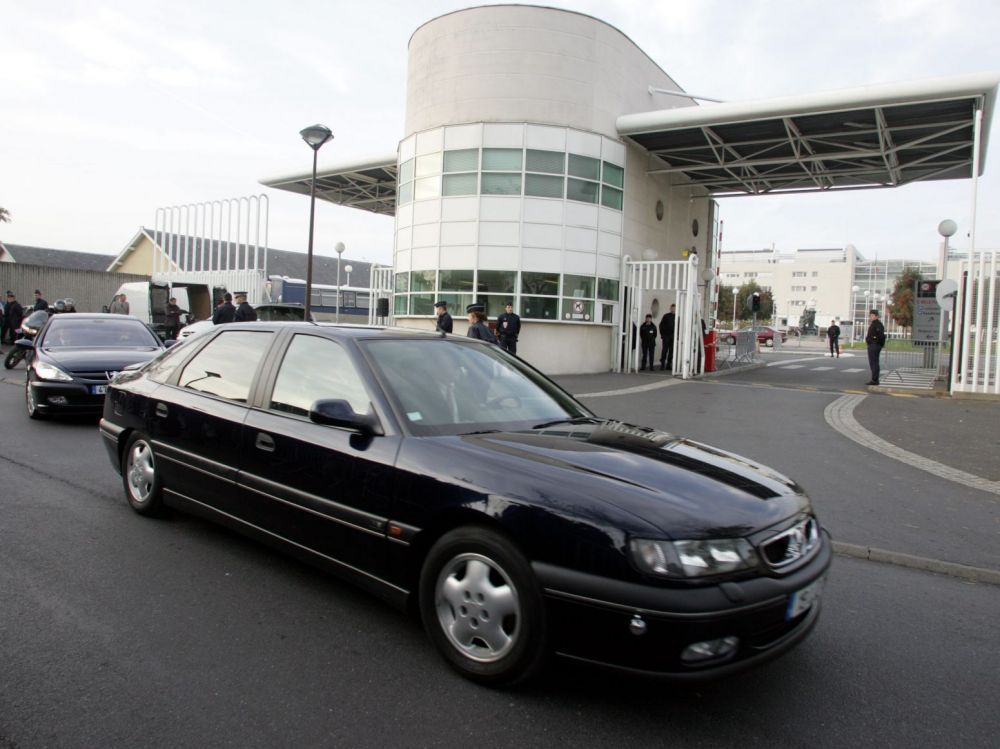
233 292 257 322
864 308 886 386
212 293 236 325
434 300 453 334
164 297 187 339
658 304 676 371
495 301 521 355
639 314 657 370
466 303 497 343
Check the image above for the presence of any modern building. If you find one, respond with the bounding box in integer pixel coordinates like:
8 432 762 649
260 5 998 375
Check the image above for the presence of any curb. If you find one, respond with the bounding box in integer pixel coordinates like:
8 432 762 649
832 541 1000 586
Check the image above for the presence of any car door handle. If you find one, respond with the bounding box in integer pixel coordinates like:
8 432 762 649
155 403 168 418
255 433 275 452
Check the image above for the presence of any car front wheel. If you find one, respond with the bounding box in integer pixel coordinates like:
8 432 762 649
419 527 547 686
26 381 47 420
122 433 165 516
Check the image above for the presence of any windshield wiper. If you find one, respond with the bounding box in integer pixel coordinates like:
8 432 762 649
459 429 502 435
531 416 601 430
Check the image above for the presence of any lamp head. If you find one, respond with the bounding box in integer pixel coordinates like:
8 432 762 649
300 124 334 150
335 241 345 255
938 219 957 238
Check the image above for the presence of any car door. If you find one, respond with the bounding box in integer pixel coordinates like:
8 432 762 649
150 328 277 516
238 331 402 580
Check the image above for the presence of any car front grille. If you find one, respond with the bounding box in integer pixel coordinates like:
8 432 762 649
69 370 115 383
760 516 820 570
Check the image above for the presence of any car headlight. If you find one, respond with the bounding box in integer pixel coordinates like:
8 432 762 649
32 360 73 382
629 537 758 579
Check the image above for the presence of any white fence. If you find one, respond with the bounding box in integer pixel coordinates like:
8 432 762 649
617 256 702 379
152 196 269 305
951 251 1000 394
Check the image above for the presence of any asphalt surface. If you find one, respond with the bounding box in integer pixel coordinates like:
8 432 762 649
1 348 999 747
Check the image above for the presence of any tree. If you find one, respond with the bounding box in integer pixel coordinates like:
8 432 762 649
888 266 924 329
0 207 10 223
719 281 773 327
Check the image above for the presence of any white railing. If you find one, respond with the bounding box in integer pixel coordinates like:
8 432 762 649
951 251 999 394
152 195 269 305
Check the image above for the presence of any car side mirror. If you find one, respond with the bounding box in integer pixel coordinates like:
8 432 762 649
164 339 178 348
309 399 382 436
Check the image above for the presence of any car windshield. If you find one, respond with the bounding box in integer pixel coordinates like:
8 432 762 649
42 318 160 348
362 338 589 436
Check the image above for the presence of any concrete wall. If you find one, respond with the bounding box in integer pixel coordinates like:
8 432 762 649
393 317 614 373
0 263 148 313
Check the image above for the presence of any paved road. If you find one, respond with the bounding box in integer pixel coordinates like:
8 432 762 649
1 373 998 748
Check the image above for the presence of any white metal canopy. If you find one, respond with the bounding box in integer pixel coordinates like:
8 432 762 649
259 153 398 216
617 73 1000 196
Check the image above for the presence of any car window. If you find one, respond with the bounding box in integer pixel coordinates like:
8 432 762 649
257 306 305 322
146 339 198 384
269 334 370 416
177 330 273 402
43 318 160 348
363 339 586 435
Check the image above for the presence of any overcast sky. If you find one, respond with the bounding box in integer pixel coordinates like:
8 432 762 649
2 0 998 267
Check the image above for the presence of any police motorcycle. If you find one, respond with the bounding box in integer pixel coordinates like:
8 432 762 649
3 308 50 369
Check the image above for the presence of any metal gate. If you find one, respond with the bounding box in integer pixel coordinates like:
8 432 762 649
368 265 394 326
616 255 702 379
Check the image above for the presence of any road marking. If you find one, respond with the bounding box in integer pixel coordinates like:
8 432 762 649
843 368 865 373
824 394 1000 497
812 366 834 371
781 365 806 369
766 356 827 367
576 378 683 398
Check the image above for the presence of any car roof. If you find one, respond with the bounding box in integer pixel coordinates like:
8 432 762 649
50 313 146 321
211 321 459 341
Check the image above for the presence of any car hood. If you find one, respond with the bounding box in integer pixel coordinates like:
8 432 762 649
438 420 808 538
40 347 162 372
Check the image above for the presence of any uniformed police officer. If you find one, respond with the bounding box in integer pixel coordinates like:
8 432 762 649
233 292 257 322
495 301 521 355
466 303 497 343
434 300 453 334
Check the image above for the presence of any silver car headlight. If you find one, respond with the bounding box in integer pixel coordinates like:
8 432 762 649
629 537 758 579
32 360 73 382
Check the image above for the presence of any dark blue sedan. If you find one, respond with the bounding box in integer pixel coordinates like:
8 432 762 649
99 323 830 685
26 313 166 419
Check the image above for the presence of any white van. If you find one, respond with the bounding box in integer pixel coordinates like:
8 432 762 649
111 281 223 339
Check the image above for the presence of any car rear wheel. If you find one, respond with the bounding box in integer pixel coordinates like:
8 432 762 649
765 338 774 347
122 433 165 516
419 527 547 686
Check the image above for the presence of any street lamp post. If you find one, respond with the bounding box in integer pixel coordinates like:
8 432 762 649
731 287 738 330
344 264 352 288
299 124 335 321
335 242 346 323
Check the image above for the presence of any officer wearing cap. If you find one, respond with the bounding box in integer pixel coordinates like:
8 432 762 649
495 301 521 355
212 292 236 324
434 300 453 334
466 303 497 343
233 292 257 322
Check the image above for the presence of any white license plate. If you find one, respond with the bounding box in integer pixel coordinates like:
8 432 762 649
91 385 107 395
786 577 824 620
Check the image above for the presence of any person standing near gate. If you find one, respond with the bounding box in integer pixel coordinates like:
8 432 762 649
865 309 886 386
2 291 24 345
496 301 521 355
639 314 657 370
434 300 453 334
658 304 675 371
828 319 841 358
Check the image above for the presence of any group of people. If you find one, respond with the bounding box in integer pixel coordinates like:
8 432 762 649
1 290 49 344
638 304 676 371
211 292 257 325
433 299 521 355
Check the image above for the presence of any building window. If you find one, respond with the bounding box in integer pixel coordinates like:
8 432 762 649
526 149 565 174
439 269 476 292
563 274 595 298
481 173 522 195
521 271 560 296
568 154 600 181
522 296 559 320
477 270 516 294
394 273 409 293
566 178 599 204
792 271 807 277
597 277 620 301
410 270 436 292
525 174 564 198
442 173 478 196
744 272 757 278
482 148 523 171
